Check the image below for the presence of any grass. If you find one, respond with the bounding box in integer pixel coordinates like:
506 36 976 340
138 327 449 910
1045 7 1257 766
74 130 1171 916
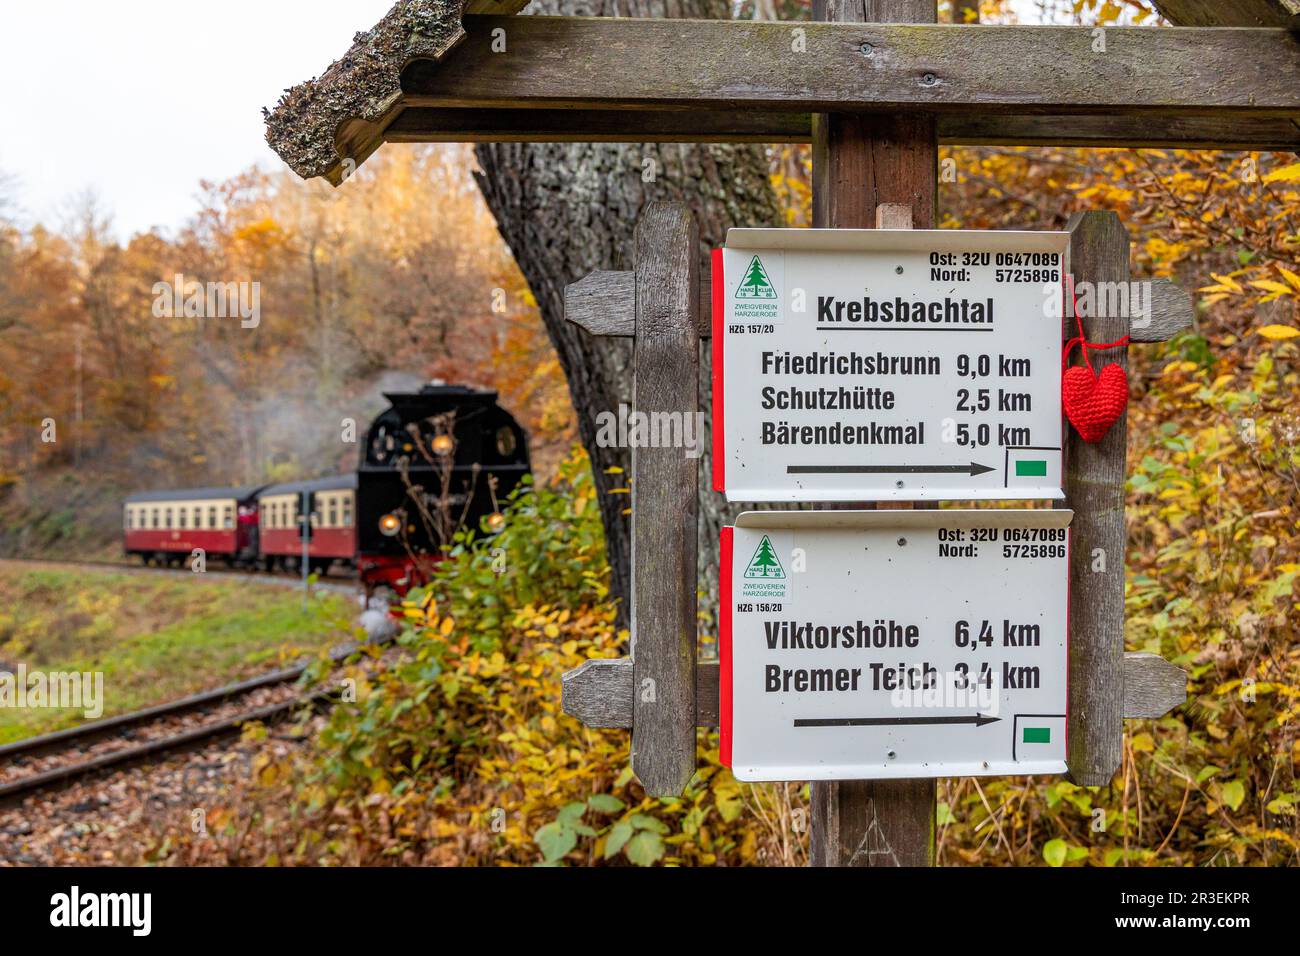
0 563 356 743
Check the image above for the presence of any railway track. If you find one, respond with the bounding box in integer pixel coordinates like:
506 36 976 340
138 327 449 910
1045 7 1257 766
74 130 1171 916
0 639 386 803
0 556 360 595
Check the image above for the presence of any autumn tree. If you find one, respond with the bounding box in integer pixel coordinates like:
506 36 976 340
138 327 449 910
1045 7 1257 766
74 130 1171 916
475 0 785 627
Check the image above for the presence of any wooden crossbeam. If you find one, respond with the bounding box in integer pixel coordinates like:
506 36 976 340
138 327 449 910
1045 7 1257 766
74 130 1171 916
562 654 1187 729
563 270 1195 344
403 16 1300 119
387 107 1300 151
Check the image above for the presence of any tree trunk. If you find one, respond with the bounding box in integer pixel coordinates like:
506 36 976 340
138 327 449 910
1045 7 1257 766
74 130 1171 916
474 0 783 630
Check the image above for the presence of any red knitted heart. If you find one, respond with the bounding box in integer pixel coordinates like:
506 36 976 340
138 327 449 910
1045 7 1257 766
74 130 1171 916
1062 362 1128 443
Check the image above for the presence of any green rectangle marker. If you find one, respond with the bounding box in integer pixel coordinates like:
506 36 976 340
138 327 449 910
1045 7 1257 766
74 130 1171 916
1023 727 1051 744
1015 460 1048 477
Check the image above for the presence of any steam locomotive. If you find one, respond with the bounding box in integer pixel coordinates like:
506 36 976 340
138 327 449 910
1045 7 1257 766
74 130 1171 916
123 384 530 596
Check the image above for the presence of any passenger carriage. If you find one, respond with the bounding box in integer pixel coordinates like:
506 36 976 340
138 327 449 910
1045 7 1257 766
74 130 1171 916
123 486 265 567
255 475 358 575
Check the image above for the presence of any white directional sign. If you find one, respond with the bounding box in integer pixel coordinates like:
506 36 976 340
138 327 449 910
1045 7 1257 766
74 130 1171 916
711 228 1068 502
720 509 1071 782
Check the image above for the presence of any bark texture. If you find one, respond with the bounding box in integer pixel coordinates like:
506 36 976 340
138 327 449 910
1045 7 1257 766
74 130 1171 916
474 0 783 629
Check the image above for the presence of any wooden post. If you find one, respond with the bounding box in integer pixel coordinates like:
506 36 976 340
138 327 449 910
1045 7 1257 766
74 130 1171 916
1064 211 1131 787
630 202 700 797
808 0 938 868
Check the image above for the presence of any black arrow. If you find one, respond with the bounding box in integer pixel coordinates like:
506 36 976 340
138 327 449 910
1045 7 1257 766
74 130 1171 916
794 713 1002 729
787 462 995 477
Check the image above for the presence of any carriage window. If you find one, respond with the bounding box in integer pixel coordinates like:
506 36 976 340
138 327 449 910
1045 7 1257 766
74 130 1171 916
225 506 234 529
209 507 217 528
179 508 187 529
165 508 173 528
328 503 338 528
342 499 353 528
125 510 132 530
151 509 159 529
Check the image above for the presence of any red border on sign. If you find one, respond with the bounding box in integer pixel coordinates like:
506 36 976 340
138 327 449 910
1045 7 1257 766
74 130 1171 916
719 525 734 768
710 248 726 492
1065 526 1072 754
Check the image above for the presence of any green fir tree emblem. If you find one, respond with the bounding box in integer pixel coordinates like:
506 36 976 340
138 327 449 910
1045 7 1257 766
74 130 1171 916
735 255 777 299
744 535 786 579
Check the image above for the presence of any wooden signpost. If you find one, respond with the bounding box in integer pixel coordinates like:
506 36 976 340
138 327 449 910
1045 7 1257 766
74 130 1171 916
265 0 1296 865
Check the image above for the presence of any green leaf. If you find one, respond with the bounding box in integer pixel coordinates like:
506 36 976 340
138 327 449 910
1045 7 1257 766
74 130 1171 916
534 823 577 863
1220 779 1246 812
603 821 634 859
936 802 955 826
1265 793 1296 815
681 805 706 836
629 813 670 834
714 785 744 823
556 802 587 825
587 794 625 814
625 830 666 867
1043 839 1069 868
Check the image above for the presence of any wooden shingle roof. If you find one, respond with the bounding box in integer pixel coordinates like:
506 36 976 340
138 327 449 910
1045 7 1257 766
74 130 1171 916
263 0 526 185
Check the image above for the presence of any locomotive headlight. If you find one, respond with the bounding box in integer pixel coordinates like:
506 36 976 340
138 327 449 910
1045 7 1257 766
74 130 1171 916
379 513 402 537
432 434 454 457
485 512 506 534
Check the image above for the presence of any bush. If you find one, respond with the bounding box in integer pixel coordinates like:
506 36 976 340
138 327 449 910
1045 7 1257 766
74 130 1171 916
241 448 801 867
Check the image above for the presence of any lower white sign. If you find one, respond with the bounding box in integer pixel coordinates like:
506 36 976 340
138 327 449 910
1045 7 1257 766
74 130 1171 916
721 509 1071 781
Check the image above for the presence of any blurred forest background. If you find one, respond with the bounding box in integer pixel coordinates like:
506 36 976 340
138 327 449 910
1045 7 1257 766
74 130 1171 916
0 146 575 557
0 0 1297 866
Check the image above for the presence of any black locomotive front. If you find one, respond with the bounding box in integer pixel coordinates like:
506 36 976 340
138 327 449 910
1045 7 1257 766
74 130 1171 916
356 383 530 595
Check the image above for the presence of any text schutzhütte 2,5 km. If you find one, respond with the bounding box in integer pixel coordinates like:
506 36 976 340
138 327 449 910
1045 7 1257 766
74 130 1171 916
713 229 1068 503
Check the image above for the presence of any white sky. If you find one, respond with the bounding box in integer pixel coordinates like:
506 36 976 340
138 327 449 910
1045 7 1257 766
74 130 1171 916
0 0 1078 239
0 0 396 239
